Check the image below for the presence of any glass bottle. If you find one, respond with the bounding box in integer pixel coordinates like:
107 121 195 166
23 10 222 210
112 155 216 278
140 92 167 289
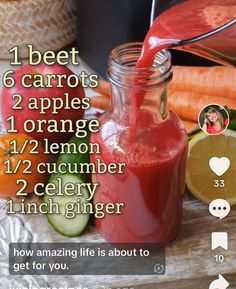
91 43 188 244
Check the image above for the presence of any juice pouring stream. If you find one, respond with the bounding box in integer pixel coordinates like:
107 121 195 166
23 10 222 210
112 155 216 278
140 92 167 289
140 0 236 68
134 0 236 112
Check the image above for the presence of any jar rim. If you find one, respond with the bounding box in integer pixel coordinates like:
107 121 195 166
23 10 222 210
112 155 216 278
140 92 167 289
107 42 172 90
108 42 171 72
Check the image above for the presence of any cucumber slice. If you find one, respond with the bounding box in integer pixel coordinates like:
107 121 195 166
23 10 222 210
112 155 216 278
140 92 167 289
44 174 90 237
57 133 90 182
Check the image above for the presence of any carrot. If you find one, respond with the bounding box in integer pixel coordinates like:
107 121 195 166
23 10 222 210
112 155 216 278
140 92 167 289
90 94 111 110
182 120 198 133
167 89 236 122
90 89 236 121
170 66 236 99
92 80 110 97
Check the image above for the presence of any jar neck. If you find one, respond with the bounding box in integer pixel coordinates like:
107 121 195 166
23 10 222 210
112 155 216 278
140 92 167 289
107 42 172 120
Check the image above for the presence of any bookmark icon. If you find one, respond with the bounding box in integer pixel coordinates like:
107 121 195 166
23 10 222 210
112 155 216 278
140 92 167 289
211 232 228 251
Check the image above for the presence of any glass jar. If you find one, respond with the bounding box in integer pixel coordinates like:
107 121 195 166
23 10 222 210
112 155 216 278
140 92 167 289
91 43 188 244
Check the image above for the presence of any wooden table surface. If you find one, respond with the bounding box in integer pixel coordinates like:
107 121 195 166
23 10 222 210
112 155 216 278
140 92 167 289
141 193 236 288
13 192 234 289
113 193 236 289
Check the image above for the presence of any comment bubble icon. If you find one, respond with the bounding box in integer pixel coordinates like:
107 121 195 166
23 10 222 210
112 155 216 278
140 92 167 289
209 199 231 220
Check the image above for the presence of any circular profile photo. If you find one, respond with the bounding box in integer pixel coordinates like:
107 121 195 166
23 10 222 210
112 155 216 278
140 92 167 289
198 104 229 135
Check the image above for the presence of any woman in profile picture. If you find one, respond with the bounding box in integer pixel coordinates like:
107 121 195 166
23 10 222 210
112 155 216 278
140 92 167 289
202 106 228 135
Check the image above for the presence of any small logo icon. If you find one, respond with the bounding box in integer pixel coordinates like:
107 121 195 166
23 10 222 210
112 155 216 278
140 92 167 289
209 157 230 176
209 199 231 220
209 274 229 289
211 232 228 251
154 264 165 274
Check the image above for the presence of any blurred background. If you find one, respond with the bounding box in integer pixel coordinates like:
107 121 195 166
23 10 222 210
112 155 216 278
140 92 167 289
0 0 217 78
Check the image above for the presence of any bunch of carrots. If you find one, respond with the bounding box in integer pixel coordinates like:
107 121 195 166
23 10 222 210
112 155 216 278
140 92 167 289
90 66 236 133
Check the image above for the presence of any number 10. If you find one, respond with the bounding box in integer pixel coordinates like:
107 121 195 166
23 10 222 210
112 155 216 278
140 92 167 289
214 255 225 263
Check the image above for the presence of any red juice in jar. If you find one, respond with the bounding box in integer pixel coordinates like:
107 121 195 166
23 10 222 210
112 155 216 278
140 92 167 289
91 44 188 244
91 0 236 245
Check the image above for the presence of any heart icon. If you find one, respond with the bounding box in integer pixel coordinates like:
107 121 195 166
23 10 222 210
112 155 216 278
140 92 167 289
209 157 230 177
